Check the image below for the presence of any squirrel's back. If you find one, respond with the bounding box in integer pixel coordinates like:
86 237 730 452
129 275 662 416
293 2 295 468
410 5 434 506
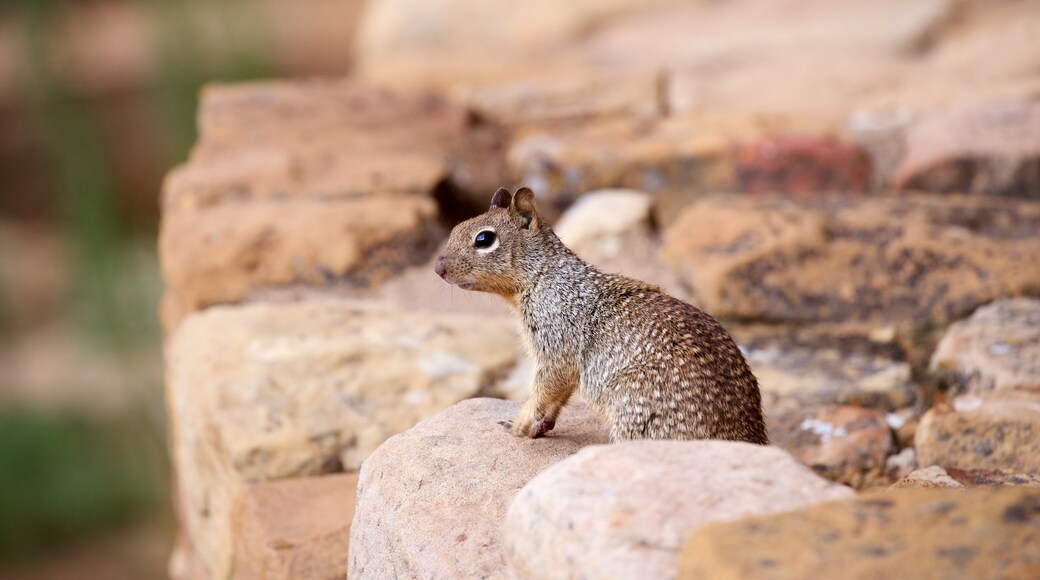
581 273 768 443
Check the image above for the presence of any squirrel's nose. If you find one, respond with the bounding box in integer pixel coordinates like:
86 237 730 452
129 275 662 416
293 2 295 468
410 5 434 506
434 260 448 279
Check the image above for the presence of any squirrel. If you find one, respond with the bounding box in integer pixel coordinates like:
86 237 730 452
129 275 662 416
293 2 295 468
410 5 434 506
434 187 768 444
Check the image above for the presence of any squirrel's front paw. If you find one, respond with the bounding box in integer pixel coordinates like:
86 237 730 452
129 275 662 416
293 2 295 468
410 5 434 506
511 406 556 439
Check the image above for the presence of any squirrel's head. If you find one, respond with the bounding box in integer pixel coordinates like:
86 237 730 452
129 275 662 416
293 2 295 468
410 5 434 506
435 187 551 296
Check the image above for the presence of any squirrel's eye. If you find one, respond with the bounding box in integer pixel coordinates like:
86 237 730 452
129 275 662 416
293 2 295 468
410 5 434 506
474 230 497 249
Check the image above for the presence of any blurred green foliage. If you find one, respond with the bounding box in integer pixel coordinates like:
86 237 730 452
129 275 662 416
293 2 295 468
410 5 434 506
0 408 164 560
0 0 277 560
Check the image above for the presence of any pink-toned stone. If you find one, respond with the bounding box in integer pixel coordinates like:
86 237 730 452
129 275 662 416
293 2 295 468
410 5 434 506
231 473 358 580
769 405 895 489
349 398 610 580
893 101 1040 197
504 441 852 580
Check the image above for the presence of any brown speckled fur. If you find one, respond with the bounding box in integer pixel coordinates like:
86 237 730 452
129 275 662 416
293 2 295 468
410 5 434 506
434 187 768 444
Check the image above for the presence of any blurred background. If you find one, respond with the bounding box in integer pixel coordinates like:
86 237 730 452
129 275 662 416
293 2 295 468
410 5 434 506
0 1 361 577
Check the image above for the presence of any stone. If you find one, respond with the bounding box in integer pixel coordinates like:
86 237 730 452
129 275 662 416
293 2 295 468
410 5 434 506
348 398 610 580
353 0 675 87
553 188 653 248
662 194 1040 324
915 390 1040 474
768 405 895 489
160 195 442 327
508 114 870 219
668 54 907 120
894 465 1040 490
679 488 1040 579
553 189 686 296
231 473 358 579
930 298 1040 394
458 72 660 127
159 80 474 328
747 346 915 411
504 440 852 580
892 101 1040 198
167 299 523 578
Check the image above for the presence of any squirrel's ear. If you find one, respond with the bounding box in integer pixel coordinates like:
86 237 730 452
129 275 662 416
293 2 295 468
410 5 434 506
510 187 540 229
490 187 512 209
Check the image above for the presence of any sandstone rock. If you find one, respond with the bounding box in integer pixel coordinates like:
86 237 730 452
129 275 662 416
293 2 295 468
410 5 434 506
509 114 870 219
354 0 949 94
893 101 1040 197
348 398 610 580
894 465 1040 490
459 73 660 127
768 405 895 489
585 0 951 75
160 195 442 326
504 440 852 580
679 488 1040 579
662 194 1040 324
915 390 1040 474
748 346 915 411
931 298 1040 394
353 0 673 87
554 189 685 296
554 188 653 248
668 55 907 120
231 473 358 579
159 80 474 328
167 299 523 578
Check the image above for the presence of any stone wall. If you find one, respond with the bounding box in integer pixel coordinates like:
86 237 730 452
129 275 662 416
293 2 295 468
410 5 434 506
161 0 1040 577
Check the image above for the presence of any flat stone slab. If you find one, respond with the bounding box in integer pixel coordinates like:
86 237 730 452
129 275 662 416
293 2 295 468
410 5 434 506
508 113 868 219
159 80 470 328
662 194 1040 324
679 488 1040 579
894 465 1040 490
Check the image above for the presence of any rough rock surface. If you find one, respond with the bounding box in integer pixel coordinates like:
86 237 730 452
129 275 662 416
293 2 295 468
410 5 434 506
231 473 358 579
167 300 523 578
662 194 1040 324
915 390 1040 474
504 440 853 580
508 114 869 219
459 72 660 127
747 346 915 411
931 298 1040 394
893 101 1040 197
894 465 1040 489
353 0 677 86
768 405 895 489
159 80 472 328
348 398 610 580
679 488 1040 579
